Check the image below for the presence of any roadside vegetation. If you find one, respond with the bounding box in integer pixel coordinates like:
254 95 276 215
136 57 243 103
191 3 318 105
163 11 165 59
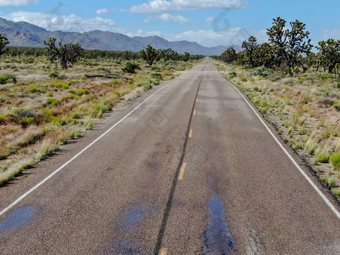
0 35 203 186
215 17 340 201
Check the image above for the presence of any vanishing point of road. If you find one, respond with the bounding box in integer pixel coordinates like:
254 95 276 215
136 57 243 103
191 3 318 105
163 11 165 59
1 59 340 254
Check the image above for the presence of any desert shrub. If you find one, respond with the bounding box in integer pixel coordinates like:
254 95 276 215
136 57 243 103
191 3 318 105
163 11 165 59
229 71 237 79
0 115 5 124
252 68 272 77
0 73 17 84
334 102 340 111
29 86 39 93
316 154 329 163
72 113 80 119
305 138 318 155
49 71 60 79
153 79 160 85
46 98 60 106
330 153 340 171
21 117 35 128
122 62 140 74
54 82 69 89
261 101 268 107
143 81 152 91
151 72 162 79
112 91 120 97
76 89 89 96
327 178 337 187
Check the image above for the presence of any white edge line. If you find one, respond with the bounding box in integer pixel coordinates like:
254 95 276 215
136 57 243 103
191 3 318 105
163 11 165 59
0 80 174 217
221 73 340 220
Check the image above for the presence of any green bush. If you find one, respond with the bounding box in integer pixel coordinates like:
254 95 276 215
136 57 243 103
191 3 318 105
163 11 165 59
229 71 237 79
261 101 268 107
54 82 69 89
76 89 89 96
334 102 340 111
72 113 80 119
143 82 153 91
0 115 5 124
150 72 162 79
46 98 60 106
330 153 340 171
21 117 35 128
112 91 120 97
0 73 17 84
122 62 140 74
327 178 337 188
29 86 39 93
252 68 272 77
49 71 60 79
153 79 160 85
316 154 329 163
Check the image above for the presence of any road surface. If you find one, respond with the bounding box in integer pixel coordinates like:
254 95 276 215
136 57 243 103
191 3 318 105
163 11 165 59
1 59 340 254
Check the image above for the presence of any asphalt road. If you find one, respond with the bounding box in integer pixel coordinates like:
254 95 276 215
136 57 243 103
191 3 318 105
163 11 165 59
1 59 340 254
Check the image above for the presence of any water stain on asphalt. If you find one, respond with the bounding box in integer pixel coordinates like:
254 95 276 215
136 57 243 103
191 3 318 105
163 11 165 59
108 204 158 254
0 206 36 232
203 196 235 254
121 204 157 233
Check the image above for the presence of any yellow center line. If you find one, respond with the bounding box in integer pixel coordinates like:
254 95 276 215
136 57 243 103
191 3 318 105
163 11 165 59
160 248 167 255
178 162 187 181
196 98 198 103
189 128 193 138
193 109 196 116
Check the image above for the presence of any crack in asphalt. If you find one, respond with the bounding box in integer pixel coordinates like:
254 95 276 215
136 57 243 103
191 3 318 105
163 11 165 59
153 67 204 255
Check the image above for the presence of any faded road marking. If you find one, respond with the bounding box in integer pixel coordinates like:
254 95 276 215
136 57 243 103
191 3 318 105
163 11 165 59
178 163 187 181
189 129 193 138
193 109 197 116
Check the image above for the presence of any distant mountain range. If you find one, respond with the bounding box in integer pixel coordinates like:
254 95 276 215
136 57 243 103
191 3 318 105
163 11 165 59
0 18 229 56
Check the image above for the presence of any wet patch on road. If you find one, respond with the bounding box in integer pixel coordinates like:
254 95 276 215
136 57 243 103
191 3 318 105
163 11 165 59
104 204 158 254
120 204 158 234
203 196 235 254
0 206 36 232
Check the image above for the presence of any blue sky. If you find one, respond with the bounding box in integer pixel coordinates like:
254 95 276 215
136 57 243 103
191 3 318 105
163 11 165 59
0 0 339 47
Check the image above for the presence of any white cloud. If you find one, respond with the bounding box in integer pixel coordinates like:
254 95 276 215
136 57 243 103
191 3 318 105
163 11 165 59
128 0 248 13
323 29 340 40
0 0 39 6
5 11 117 32
205 17 215 23
96 8 110 15
144 13 189 24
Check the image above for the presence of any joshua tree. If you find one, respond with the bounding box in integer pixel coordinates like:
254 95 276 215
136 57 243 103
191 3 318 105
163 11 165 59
140 45 158 66
44 38 84 69
0 33 9 58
